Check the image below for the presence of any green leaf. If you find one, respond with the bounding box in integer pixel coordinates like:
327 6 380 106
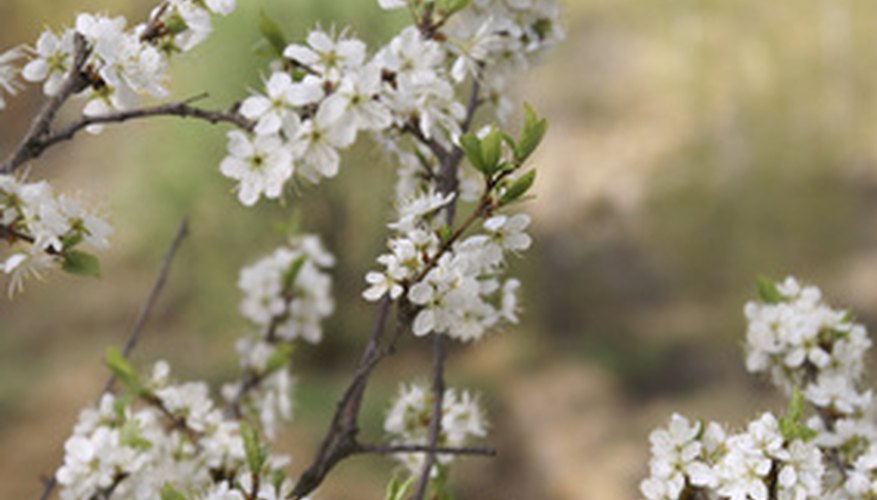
516 104 547 161
113 393 134 420
271 469 288 493
281 255 307 294
62 250 101 278
106 346 144 395
437 225 453 244
265 342 295 374
163 14 189 36
431 465 454 500
459 132 486 173
241 421 266 473
120 419 153 450
385 473 415 500
259 11 288 59
756 277 784 304
160 484 189 500
499 170 536 205
481 127 503 175
61 231 83 250
779 387 817 442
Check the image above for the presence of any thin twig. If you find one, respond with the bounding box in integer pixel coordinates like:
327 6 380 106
37 218 189 500
355 443 496 457
2 95 252 175
412 333 447 500
102 218 190 393
290 295 395 498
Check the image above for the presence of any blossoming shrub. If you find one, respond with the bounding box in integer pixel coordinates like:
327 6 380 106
0 0 562 498
642 277 877 499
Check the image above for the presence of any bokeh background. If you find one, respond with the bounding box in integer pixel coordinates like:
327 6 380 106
3 0 877 498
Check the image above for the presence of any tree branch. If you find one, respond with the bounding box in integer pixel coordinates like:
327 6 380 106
290 78 484 500
412 333 447 500
1 33 90 175
411 78 482 500
102 218 189 394
2 94 252 175
355 443 496 457
290 295 396 498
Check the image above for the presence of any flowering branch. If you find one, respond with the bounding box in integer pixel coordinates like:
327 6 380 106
1 33 90 175
0 0 562 497
38 218 189 500
292 76 485 498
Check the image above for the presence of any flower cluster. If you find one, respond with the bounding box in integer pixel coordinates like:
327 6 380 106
745 277 872 416
0 174 112 296
219 0 560 206
18 0 560 496
57 361 294 500
433 0 565 121
384 381 488 475
10 0 234 119
643 277 877 499
641 412 824 500
363 189 527 341
222 235 334 437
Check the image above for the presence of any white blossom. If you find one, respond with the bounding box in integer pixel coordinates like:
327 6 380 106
22 30 75 95
220 131 293 206
0 46 24 110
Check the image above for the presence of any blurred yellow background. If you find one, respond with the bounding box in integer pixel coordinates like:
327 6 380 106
4 0 877 498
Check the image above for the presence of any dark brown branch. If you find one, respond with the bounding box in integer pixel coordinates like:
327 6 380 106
2 95 252 175
290 78 484 500
2 33 90 175
354 443 496 457
290 295 395 498
37 218 189 500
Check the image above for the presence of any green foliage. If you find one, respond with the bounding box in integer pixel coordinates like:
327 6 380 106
265 342 295 374
480 127 503 175
460 132 487 174
62 250 101 278
756 277 783 305
164 13 190 36
384 473 415 500
160 484 189 500
779 387 817 442
241 421 268 473
281 255 307 294
105 346 145 396
431 465 455 500
120 419 153 450
500 170 536 205
259 10 288 59
515 104 547 162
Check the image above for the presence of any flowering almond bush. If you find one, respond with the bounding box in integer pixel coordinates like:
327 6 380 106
642 277 877 499
0 0 562 498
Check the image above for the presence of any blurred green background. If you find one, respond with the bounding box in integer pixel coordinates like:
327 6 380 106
4 0 877 498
